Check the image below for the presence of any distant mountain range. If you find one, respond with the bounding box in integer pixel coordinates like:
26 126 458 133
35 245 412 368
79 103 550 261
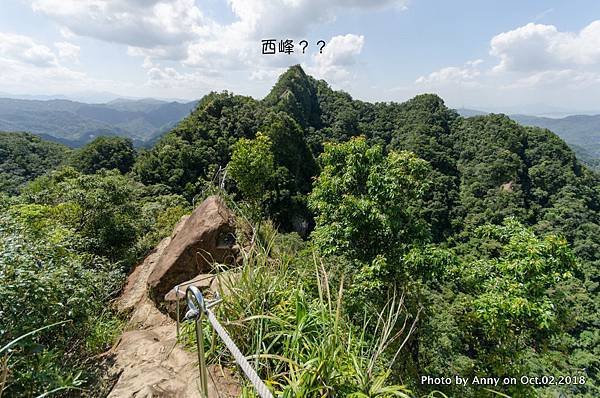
0 97 198 147
1 97 599 170
458 109 600 169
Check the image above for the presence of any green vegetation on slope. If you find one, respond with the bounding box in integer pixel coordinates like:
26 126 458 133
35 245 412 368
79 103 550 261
70 136 136 175
182 223 416 397
1 65 598 397
0 168 188 396
511 113 600 162
0 132 70 195
458 110 600 170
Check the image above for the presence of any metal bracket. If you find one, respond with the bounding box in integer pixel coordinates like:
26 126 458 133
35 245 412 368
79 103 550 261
183 285 222 398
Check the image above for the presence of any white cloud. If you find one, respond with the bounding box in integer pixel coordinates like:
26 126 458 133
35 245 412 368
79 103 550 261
141 64 231 99
413 19 600 109
0 32 58 68
181 1 400 74
405 19 600 111
504 69 600 90
225 0 407 39
488 20 600 89
490 21 600 73
308 34 364 83
29 0 405 78
0 51 85 95
127 45 188 62
147 66 183 83
31 0 212 48
533 8 554 22
183 30 256 70
0 31 117 96
250 68 287 81
59 27 75 39
29 0 404 54
0 60 85 89
416 59 482 84
18 0 411 98
55 42 80 63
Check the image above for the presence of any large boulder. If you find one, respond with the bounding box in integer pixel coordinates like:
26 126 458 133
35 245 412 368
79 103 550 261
147 195 238 300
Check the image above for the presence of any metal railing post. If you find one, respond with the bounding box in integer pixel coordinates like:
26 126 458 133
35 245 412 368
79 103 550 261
185 285 265 397
185 285 209 398
195 313 209 397
176 285 180 339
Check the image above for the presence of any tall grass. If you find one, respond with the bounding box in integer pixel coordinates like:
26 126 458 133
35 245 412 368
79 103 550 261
181 222 418 397
0 321 84 398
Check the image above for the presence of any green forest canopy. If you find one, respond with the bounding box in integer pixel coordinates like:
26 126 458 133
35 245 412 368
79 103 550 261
1 65 598 397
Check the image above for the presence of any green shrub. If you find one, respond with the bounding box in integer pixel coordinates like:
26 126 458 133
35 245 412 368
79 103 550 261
0 210 123 396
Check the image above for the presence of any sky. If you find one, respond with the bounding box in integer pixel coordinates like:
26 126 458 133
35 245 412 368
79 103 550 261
1 0 600 114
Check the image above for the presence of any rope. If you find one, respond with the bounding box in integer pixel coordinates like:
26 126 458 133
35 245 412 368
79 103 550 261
205 308 273 398
184 285 272 398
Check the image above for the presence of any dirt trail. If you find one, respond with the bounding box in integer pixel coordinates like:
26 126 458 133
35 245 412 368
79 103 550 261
105 223 241 398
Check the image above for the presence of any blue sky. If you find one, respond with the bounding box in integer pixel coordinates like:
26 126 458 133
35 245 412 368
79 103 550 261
1 0 600 114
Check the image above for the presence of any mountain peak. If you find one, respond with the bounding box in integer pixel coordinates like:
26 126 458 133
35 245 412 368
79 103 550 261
263 65 320 128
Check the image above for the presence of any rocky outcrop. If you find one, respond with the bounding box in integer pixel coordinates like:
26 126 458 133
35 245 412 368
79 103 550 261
107 322 240 398
147 196 238 300
105 204 241 397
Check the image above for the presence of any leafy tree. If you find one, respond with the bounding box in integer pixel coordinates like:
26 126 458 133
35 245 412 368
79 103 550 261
1 165 190 395
309 137 432 308
407 220 580 397
460 220 576 342
309 136 431 263
228 132 275 209
71 136 135 174
133 134 196 195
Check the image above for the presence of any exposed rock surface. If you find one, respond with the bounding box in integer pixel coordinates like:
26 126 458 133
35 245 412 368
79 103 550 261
105 201 241 398
163 274 215 302
147 196 238 300
163 271 240 302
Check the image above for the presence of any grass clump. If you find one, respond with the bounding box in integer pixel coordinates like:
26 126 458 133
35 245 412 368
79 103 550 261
182 222 417 397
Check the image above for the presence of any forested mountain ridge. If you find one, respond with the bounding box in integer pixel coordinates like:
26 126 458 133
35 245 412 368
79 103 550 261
136 65 599 241
0 97 197 147
458 109 600 170
512 113 600 147
3 84 598 167
1 65 599 397
512 113 600 170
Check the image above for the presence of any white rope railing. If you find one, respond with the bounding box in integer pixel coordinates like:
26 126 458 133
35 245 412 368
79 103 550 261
184 285 273 398
206 308 273 398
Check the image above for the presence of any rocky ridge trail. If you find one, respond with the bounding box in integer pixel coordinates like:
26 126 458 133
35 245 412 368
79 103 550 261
104 196 242 398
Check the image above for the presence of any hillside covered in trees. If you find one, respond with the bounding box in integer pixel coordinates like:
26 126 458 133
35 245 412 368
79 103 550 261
1 65 598 397
457 110 600 171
